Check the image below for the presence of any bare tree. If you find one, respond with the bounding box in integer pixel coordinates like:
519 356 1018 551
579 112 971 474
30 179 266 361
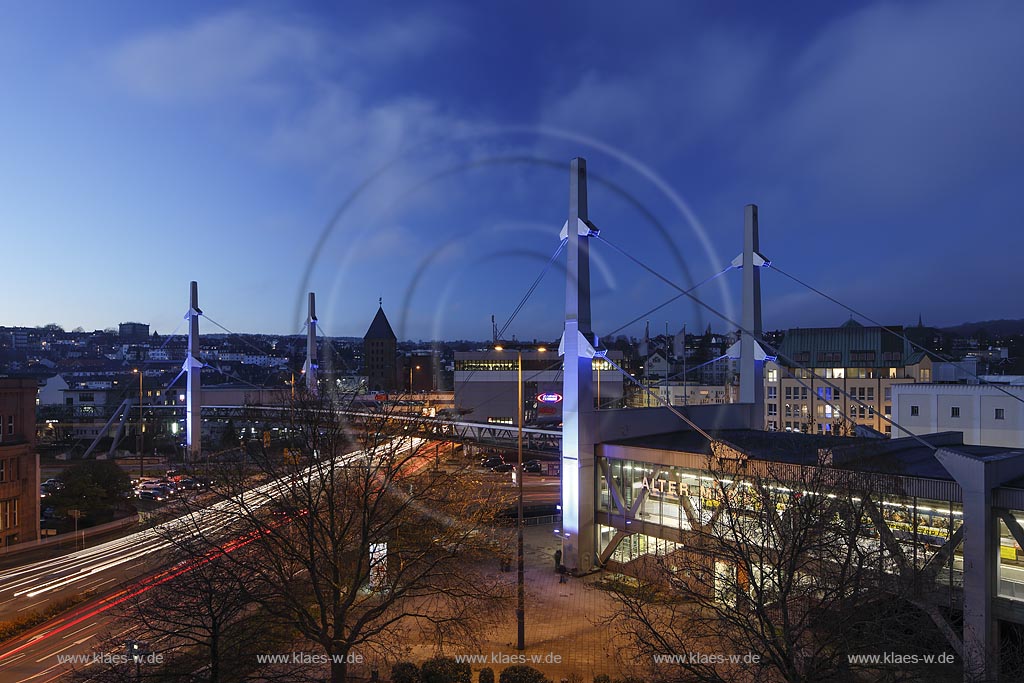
605 458 960 683
179 388 512 683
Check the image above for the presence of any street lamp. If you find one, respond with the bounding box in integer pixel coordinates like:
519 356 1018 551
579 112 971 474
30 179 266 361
132 368 143 477
494 342 546 651
409 364 421 394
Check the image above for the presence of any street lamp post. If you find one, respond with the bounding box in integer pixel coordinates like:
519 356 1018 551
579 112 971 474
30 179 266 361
133 369 143 478
495 342 546 651
409 364 421 394
515 347 524 651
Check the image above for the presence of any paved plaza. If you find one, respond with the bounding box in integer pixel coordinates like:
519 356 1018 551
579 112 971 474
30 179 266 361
405 522 634 681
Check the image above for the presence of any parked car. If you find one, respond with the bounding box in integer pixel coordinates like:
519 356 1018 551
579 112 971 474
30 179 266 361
491 463 515 473
523 460 543 473
480 456 505 469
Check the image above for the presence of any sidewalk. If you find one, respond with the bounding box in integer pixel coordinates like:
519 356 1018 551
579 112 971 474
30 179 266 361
406 523 630 681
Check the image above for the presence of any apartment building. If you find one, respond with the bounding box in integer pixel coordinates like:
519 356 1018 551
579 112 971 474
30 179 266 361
764 320 935 435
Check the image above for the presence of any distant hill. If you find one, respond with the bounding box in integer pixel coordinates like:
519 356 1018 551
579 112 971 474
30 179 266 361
941 319 1024 337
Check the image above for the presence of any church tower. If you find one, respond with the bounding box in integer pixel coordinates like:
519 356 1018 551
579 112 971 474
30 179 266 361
363 301 398 392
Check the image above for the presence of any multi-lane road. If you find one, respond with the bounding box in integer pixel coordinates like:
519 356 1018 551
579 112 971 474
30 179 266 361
0 437 507 682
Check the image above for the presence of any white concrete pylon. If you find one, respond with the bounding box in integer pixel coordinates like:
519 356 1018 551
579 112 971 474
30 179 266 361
561 157 597 574
185 281 202 463
305 292 318 394
739 205 766 422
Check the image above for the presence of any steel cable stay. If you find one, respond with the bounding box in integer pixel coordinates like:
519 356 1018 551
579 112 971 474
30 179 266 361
200 313 278 360
593 234 938 451
496 238 567 342
458 239 568 390
768 263 1024 407
600 264 735 340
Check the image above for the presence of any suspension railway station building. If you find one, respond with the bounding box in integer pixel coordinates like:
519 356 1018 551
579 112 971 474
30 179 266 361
582 410 1024 680
552 159 1023 681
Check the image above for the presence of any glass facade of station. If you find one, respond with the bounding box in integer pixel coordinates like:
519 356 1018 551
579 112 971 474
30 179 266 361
596 455 975 589
998 512 1024 600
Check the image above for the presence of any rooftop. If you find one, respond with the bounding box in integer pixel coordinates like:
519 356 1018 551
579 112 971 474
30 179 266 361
364 306 397 341
604 429 1019 481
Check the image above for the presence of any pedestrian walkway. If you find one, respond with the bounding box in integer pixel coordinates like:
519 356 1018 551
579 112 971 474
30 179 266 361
405 523 631 681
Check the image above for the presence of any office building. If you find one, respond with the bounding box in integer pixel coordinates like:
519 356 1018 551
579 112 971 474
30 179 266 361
0 378 40 546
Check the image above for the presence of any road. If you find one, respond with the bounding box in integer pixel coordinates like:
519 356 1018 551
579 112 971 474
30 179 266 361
0 436 427 681
0 438 564 681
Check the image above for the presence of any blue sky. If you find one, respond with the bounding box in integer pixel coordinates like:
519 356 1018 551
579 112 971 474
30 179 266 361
2 1 1021 341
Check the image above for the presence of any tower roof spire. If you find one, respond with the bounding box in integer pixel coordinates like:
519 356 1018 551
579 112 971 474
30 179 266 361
365 304 396 341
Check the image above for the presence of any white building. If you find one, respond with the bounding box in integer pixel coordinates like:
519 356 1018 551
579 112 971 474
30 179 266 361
892 383 1024 449
454 349 624 423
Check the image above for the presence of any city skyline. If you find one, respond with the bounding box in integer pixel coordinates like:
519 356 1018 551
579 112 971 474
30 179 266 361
3 1 1022 341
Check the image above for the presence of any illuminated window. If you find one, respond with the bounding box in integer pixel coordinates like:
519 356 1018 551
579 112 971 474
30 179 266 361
455 360 517 372
767 368 778 382
0 499 17 532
